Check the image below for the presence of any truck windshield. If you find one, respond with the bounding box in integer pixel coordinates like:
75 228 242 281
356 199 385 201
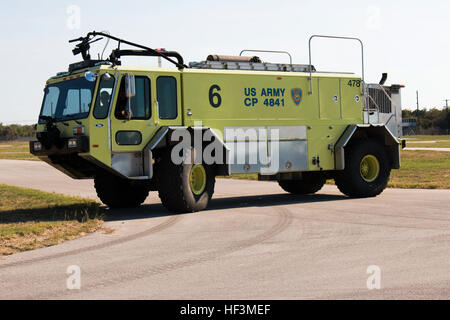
39 77 97 123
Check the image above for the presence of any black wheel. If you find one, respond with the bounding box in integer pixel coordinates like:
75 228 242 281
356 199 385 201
278 172 326 195
94 174 150 208
156 148 215 213
334 139 390 198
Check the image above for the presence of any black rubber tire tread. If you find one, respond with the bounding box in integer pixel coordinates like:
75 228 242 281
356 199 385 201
278 172 326 195
157 149 215 213
94 174 150 208
334 139 390 198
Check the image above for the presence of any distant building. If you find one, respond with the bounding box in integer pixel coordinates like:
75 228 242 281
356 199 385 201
402 118 417 135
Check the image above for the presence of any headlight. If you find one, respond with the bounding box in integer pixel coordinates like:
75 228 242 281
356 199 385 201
33 141 42 151
67 139 78 148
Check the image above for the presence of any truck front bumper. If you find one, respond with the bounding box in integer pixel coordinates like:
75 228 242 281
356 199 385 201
30 136 89 156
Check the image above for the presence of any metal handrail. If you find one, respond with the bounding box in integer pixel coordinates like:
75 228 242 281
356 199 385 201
375 83 398 128
366 95 381 124
375 84 397 108
308 35 364 95
239 49 293 64
384 114 395 126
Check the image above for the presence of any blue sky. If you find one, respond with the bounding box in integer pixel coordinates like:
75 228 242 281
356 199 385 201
1 0 449 124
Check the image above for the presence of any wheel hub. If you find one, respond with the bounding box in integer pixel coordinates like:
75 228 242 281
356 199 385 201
360 155 380 182
190 164 207 195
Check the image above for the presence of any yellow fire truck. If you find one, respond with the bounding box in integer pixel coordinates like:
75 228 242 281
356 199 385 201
30 32 405 212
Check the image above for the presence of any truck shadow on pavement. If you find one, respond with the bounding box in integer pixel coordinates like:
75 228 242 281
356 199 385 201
208 193 348 211
1 193 349 224
104 193 349 222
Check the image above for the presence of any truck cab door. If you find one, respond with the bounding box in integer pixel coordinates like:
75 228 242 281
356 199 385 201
110 73 156 178
153 72 182 129
109 72 182 178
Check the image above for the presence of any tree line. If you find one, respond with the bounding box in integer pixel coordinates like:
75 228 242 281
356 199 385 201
0 123 36 141
402 108 450 134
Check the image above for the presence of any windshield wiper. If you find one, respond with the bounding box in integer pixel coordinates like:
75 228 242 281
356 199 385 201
63 113 79 119
63 114 83 124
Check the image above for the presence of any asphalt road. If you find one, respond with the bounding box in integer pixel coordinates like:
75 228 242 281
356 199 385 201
1 159 450 299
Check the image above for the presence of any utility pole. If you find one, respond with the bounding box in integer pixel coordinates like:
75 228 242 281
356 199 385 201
416 91 419 111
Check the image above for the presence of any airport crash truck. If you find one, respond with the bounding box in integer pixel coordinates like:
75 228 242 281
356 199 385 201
30 32 405 213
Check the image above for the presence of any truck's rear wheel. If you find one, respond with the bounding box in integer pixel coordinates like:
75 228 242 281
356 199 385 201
94 174 150 208
278 172 326 195
157 149 215 213
334 139 390 198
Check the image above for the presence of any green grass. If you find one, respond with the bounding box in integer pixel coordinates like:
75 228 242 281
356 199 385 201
0 141 38 161
221 173 258 180
406 141 450 148
0 184 104 256
389 150 450 189
404 135 450 141
403 134 450 148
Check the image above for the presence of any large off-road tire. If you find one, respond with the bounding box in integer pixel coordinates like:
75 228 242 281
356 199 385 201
278 172 326 195
334 139 390 198
156 149 215 213
94 174 150 208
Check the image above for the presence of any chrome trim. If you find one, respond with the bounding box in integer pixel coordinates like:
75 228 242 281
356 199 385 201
148 127 169 150
334 125 358 170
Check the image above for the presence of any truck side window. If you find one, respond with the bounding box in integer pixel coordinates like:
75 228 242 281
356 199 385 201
93 74 115 119
157 76 177 119
115 76 151 120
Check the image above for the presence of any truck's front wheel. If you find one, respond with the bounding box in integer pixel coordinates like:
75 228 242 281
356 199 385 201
334 139 390 198
157 149 215 213
94 174 150 208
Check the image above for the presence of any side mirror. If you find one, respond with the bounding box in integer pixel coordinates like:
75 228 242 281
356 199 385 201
124 74 136 98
